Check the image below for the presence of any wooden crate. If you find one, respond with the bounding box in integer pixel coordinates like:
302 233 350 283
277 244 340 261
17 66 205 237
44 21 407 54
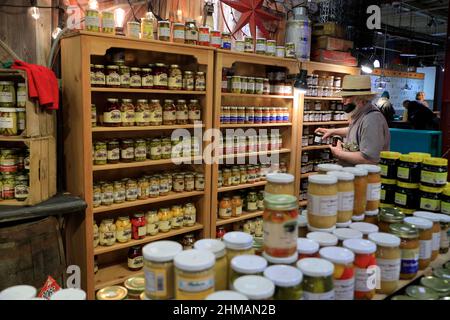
0 136 56 206
314 36 354 52
0 69 56 138
312 22 345 38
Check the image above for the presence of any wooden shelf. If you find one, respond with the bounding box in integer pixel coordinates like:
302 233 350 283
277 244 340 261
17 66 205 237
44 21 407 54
0 135 51 142
220 123 292 128
301 172 318 179
92 124 204 132
95 262 143 291
0 200 27 206
299 200 308 207
216 211 264 226
218 181 266 193
94 223 203 255
91 87 206 95
222 93 294 99
92 156 203 171
93 191 205 214
303 121 348 126
302 145 330 151
220 148 291 159
304 96 342 101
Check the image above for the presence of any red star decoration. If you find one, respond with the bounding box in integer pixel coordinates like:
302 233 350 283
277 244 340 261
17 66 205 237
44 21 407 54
220 0 281 39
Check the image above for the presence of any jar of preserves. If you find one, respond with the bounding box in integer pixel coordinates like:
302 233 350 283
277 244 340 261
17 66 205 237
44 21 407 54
129 67 142 88
100 182 114 206
93 184 102 207
192 172 204 191
188 99 201 123
161 138 171 160
379 151 401 179
184 19 198 45
115 216 132 243
93 222 99 248
198 26 210 46
307 174 338 230
221 32 231 49
133 139 146 162
397 154 421 183
394 181 419 215
413 211 441 261
194 239 227 291
99 219 116 246
157 20 170 41
174 249 215 300
195 72 206 91
240 76 248 93
113 180 125 204
14 174 28 201
343 238 377 300
106 65 120 87
183 71 195 91
127 246 144 271
184 203 197 227
171 205 184 229
2 173 15 199
135 99 151 126
389 223 420 280
131 213 146 240
158 174 170 196
168 64 182 90
420 157 448 188
183 173 194 192
222 168 232 187
141 67 153 89
153 63 168 89
265 173 295 196
93 141 107 165
175 99 188 125
125 179 138 202
297 237 320 260
231 76 241 94
118 65 130 88
246 191 258 212
231 195 243 217
219 197 232 219
103 98 121 127
119 99 135 127
247 77 255 94
342 167 368 218
379 207 404 232
223 231 254 270
173 23 185 43
403 216 433 270
163 99 176 125
94 65 105 87
181 234 195 250
173 174 185 193
229 255 267 289
105 140 120 164
326 171 355 226
356 164 381 212
143 241 182 300
158 208 172 232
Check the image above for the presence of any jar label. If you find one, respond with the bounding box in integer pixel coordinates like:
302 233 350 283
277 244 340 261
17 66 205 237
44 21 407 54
135 146 147 159
376 258 401 282
102 16 115 29
17 91 27 104
184 78 194 90
421 170 447 185
221 80 228 90
101 192 113 204
176 110 188 120
154 73 168 86
169 75 183 89
127 255 143 269
400 248 419 274
177 276 214 293
0 116 14 129
420 197 440 212
199 33 210 43
195 79 206 91
394 192 407 206
163 110 176 121
211 35 221 46
121 147 134 159
232 82 241 90
303 290 335 300
379 164 388 177
432 232 440 251
308 194 338 216
121 110 135 123
150 146 161 156
334 278 355 300
148 110 161 123
141 24 153 39
96 72 105 85
114 190 125 202
158 27 170 37
15 185 29 199
367 183 381 201
142 75 153 87
440 229 449 249
247 201 258 211
94 149 107 161
355 267 375 292
0 92 13 103
442 201 450 214
173 29 185 39
106 72 120 86
116 229 131 241
380 189 386 201
188 110 201 121
107 149 120 160
185 30 198 41
138 226 146 237
219 207 232 219
264 218 298 256
145 268 167 296
419 239 432 259
338 191 354 212
104 110 121 123
397 167 410 180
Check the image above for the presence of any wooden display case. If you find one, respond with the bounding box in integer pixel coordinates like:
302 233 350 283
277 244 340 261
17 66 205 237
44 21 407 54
210 50 300 236
61 32 214 299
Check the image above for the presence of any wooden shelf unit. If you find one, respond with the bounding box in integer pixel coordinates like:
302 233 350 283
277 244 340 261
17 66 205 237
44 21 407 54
302 144 331 151
211 51 300 236
303 121 348 126
216 211 264 226
61 32 214 299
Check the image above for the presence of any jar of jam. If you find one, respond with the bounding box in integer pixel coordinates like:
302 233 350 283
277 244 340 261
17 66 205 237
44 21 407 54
133 99 149 126
120 139 135 163
176 100 189 125
419 185 442 213
198 26 210 46
93 184 102 207
120 99 135 126
163 99 177 125
119 65 130 88
107 140 120 164
153 63 168 89
173 23 185 43
263 78 270 94
130 67 142 88
104 98 121 127
188 99 201 123
106 65 120 87
379 151 401 179
94 141 107 165
128 246 144 271
379 207 405 232
158 20 170 41
94 65 105 87
195 72 206 91
395 181 419 215
140 67 152 88
183 71 195 91
219 197 232 219
169 64 182 90
185 19 198 45
132 212 147 240
389 223 420 280
397 154 421 183
210 30 221 48
420 157 448 188
216 226 226 239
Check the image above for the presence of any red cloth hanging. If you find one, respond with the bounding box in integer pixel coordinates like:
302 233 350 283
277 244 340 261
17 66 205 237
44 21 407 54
11 60 59 110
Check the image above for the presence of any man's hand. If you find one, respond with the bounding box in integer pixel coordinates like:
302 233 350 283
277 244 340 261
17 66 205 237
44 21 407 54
315 127 334 139
329 140 343 158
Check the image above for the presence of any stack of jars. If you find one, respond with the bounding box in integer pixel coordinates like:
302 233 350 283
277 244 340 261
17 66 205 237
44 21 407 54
218 132 282 155
92 171 205 208
220 106 289 124
99 98 202 127
218 162 287 188
0 147 30 202
305 74 342 98
218 189 265 220
230 36 295 58
303 111 347 122
0 81 26 136
91 63 206 92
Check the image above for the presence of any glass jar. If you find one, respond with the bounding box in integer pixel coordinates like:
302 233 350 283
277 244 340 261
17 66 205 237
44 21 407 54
231 195 243 217
296 258 335 300
153 63 168 89
1 173 15 199
134 139 147 162
342 167 369 218
137 177 149 200
183 71 195 91
103 98 121 127
307 174 338 230
221 31 232 49
231 76 241 94
233 275 275 300
413 211 441 261
397 154 421 183
379 208 405 232
343 238 377 300
174 249 215 300
327 171 355 225
418 185 442 213
144 175 157 199
169 205 183 229
93 184 102 208
115 216 132 243
297 238 320 260
379 151 401 179
246 191 258 212
223 231 254 271
145 210 159 236
158 208 172 233
163 99 176 125
187 99 201 123
127 246 144 272
395 181 419 215
105 140 119 164
93 222 99 248
176 99 189 125
195 72 206 91
265 173 295 196
421 157 448 188
106 65 120 88
93 141 107 165
168 64 182 90
194 239 227 291
247 77 255 94
125 179 138 202
135 99 151 126
161 138 171 160
113 180 126 204
170 173 183 193
184 20 198 45
218 197 232 219
157 20 170 41
182 173 193 192
140 67 153 89
229 255 268 289
404 216 433 270
143 241 182 300
120 99 135 126
355 164 381 212
100 182 114 206
141 13 154 39
368 232 401 295
380 178 396 208
173 23 185 43
129 67 142 88
131 213 147 240
183 203 196 227
99 219 116 246
117 65 130 88
389 223 420 280
14 174 28 201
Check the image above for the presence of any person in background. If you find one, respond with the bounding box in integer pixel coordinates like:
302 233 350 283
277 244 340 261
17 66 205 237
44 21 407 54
315 75 390 166
402 100 438 130
402 100 410 122
416 91 430 108
376 91 395 124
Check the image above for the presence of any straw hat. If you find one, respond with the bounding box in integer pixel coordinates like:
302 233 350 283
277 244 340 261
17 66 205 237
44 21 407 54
338 75 376 97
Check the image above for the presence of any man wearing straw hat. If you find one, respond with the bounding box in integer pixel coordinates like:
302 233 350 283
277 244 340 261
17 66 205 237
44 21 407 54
315 75 390 166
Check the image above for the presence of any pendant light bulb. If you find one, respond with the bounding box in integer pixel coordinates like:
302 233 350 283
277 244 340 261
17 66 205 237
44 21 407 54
114 8 126 28
30 6 40 20
88 0 99 10
373 59 381 69
361 64 373 74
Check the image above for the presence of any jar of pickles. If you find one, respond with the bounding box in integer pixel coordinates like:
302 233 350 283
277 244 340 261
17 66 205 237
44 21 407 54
116 216 132 243
134 139 147 161
93 222 99 248
229 255 268 289
93 141 107 165
163 100 176 125
183 71 195 91
125 179 138 201
157 20 170 41
195 72 206 91
184 203 196 227
145 210 159 236
101 182 114 206
107 140 120 164
184 20 198 45
176 100 189 125
113 180 125 204
158 208 172 232
99 219 116 246
296 258 335 300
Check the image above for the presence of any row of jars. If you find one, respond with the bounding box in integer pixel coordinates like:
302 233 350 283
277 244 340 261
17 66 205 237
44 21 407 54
303 111 348 122
301 149 332 164
306 86 342 98
94 203 197 246
223 76 293 96
218 133 283 155
91 63 205 91
302 133 333 146
93 172 205 207
219 162 287 188
218 190 265 220
304 100 344 112
307 74 342 88
98 98 201 127
0 172 29 201
93 136 201 165
220 106 290 124
300 159 337 175
0 148 30 173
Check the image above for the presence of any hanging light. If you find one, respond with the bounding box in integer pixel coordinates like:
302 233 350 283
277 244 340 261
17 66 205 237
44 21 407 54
373 59 381 69
30 6 40 20
88 0 98 10
361 63 373 74
114 8 126 36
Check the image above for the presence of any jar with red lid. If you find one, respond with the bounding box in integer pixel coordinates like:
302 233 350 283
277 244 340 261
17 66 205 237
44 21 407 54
198 26 210 46
216 226 226 239
210 30 221 48
103 98 121 127
131 212 147 240
153 63 168 89
128 245 144 271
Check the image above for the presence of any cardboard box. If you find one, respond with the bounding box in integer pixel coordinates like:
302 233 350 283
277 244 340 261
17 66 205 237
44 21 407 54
315 36 354 51
311 49 358 67
313 23 345 38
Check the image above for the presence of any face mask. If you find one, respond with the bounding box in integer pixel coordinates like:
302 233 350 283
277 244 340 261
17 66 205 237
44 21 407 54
343 102 357 113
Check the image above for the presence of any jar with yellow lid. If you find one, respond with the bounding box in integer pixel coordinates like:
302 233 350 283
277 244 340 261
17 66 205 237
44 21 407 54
389 223 419 280
327 171 355 226
380 178 396 208
404 216 433 270
342 167 368 218
420 157 448 188
397 154 421 183
409 152 431 160
307 174 338 230
413 211 441 261
419 185 442 213
356 164 381 212
394 181 419 215
174 249 215 300
441 184 450 214
124 275 145 300
379 207 404 232
379 151 401 179
368 232 401 294
96 286 128 300
143 241 182 300
194 239 228 291
264 173 295 196
223 231 255 276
